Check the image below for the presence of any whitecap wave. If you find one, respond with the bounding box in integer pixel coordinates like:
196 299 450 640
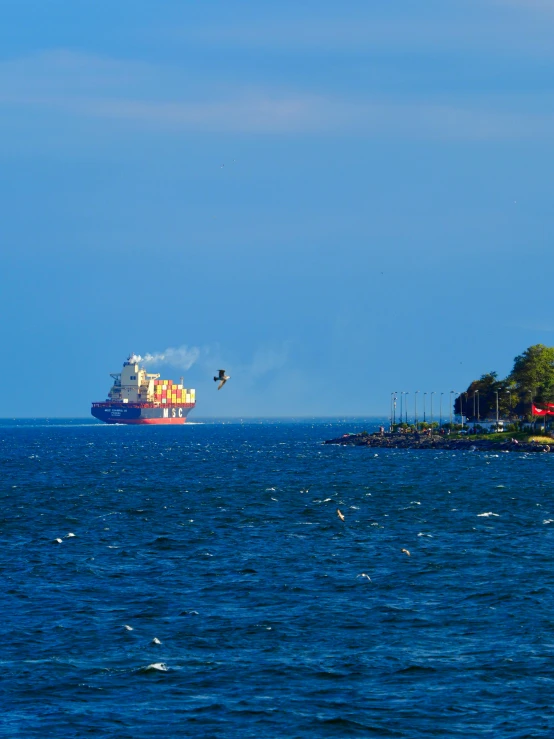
141 662 168 672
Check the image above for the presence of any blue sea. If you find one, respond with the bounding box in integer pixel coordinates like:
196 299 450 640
2 418 554 738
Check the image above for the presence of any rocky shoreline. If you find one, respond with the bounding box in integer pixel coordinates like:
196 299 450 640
324 432 552 453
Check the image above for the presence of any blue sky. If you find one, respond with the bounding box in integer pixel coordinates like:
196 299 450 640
1 0 553 417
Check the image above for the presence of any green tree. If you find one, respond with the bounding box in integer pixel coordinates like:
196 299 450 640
455 344 554 421
456 372 504 419
508 344 554 410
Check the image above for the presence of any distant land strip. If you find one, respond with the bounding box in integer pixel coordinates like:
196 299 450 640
324 432 552 454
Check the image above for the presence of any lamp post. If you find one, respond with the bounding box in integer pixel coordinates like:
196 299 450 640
460 393 465 429
400 392 404 427
507 390 511 419
476 390 480 422
405 392 409 425
423 392 427 424
415 390 419 430
495 390 499 429
450 391 455 429
439 392 444 429
430 392 435 431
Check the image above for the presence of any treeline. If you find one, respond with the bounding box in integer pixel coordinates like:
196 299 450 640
454 344 554 420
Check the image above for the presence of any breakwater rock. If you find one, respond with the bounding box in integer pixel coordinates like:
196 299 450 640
324 432 552 453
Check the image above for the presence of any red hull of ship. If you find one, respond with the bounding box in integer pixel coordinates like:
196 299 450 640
103 417 187 425
91 401 194 424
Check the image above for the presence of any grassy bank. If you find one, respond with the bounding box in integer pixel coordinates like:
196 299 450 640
449 430 552 443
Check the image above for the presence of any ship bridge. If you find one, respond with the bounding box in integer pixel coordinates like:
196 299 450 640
108 356 160 403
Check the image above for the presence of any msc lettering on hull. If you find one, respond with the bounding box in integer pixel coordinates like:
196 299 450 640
163 408 183 418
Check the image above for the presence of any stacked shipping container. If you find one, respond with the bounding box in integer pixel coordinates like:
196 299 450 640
153 380 195 405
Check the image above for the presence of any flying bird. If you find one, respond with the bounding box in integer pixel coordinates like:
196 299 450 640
214 369 230 390
337 509 345 521
401 548 411 557
357 573 372 581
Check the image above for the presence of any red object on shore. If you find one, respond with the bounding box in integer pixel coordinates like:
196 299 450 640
532 404 553 416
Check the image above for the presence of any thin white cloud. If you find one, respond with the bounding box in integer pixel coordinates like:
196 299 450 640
508 321 554 332
160 4 554 57
248 344 290 380
167 19 457 53
0 51 552 140
26 93 554 140
197 342 291 383
493 0 554 10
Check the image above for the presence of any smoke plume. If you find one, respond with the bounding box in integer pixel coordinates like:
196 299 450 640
136 346 200 371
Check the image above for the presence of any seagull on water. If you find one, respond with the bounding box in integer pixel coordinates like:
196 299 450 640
337 509 345 521
357 573 372 581
214 369 230 390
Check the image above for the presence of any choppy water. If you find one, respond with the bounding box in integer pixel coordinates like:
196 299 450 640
2 418 554 738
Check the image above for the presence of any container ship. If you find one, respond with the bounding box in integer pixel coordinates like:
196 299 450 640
91 355 196 424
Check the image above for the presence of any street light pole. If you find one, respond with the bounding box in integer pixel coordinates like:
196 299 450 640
400 392 403 427
440 392 444 429
495 390 499 429
430 392 435 431
423 392 427 423
405 392 409 425
415 391 419 430
476 390 480 422
450 391 454 428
